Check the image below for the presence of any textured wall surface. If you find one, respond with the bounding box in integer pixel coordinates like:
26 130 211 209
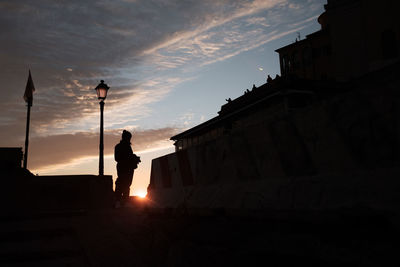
148 67 400 213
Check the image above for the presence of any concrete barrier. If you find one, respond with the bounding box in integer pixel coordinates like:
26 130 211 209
1 171 114 214
31 175 114 210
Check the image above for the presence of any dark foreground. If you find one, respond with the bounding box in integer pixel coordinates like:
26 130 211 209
1 199 399 267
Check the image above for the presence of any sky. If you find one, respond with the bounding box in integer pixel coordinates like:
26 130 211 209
0 0 325 196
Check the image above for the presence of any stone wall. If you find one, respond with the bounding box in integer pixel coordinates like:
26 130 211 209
148 65 400 214
1 172 114 214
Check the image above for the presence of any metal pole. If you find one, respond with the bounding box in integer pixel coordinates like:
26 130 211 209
23 100 32 169
99 100 104 176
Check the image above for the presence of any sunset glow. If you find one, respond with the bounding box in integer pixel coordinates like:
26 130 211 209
136 192 147 199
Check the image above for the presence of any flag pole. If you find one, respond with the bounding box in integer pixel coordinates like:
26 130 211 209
23 99 32 169
23 70 35 169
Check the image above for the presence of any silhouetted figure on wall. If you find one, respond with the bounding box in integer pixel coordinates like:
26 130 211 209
114 130 141 208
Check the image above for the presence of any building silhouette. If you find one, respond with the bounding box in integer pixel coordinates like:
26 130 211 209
170 0 400 153
277 0 399 81
148 0 400 213
0 147 23 170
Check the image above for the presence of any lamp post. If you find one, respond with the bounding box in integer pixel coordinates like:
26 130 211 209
95 80 110 176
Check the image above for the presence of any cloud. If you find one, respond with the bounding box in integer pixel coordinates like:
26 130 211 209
246 17 271 27
28 127 180 170
0 0 325 169
142 0 322 70
140 0 288 56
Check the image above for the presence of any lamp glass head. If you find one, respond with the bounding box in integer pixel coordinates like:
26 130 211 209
95 80 110 100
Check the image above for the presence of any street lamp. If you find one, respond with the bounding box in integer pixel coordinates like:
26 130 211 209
95 80 110 176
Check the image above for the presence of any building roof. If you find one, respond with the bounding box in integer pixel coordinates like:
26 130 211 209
171 76 341 141
274 29 328 53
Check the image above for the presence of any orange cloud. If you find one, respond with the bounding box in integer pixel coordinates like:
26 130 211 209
28 127 179 170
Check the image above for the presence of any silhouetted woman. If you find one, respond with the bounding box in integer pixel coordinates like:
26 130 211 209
114 130 140 208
